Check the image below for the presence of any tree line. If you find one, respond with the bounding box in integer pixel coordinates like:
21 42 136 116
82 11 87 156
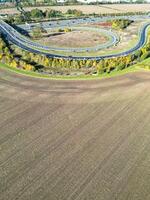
111 19 133 30
5 7 149 25
1 31 150 76
5 8 84 24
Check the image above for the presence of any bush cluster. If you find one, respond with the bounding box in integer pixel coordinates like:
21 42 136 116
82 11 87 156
5 8 84 24
111 19 133 30
0 36 35 71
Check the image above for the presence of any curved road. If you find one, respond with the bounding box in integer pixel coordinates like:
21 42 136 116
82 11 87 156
0 23 119 52
0 18 150 60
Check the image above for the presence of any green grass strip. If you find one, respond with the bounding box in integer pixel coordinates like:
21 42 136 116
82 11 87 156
0 62 142 80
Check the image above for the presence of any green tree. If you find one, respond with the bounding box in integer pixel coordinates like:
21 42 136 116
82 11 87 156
30 8 44 18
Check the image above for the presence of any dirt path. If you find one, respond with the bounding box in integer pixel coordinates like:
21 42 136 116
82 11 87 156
1 68 150 200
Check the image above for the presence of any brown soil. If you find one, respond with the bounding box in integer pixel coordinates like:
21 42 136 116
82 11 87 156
1 68 150 200
1 4 150 15
37 30 108 48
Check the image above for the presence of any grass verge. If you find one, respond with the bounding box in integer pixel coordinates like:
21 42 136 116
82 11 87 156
0 62 142 80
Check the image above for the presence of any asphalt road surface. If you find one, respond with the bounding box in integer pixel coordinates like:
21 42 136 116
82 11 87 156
19 15 149 31
1 24 119 52
0 15 150 60
1 68 150 200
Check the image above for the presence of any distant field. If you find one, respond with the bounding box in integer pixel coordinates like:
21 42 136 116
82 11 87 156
1 4 150 15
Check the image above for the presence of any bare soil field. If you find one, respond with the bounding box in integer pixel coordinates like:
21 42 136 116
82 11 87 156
36 30 108 48
1 4 150 15
1 68 150 200
47 20 145 57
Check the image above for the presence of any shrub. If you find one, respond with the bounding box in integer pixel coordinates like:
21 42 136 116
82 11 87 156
140 52 150 61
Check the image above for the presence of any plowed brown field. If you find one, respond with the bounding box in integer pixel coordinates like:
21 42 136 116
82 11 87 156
1 68 150 200
1 4 150 15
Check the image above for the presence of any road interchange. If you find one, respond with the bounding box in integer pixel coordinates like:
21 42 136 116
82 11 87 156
0 15 150 60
